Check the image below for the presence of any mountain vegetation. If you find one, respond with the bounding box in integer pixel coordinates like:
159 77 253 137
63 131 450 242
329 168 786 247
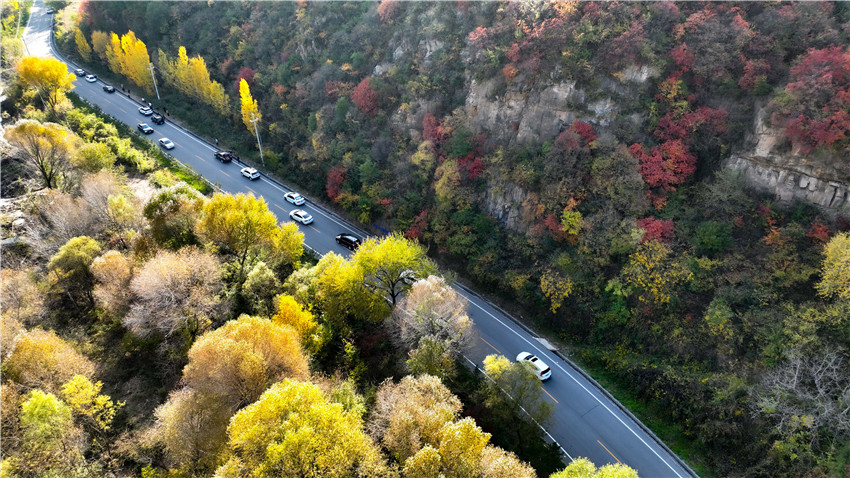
2 1 850 477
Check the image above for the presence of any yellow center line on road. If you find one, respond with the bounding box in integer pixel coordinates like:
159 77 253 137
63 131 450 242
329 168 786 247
597 440 622 464
541 387 559 404
273 204 288 214
308 225 320 233
480 337 501 355
218 169 227 175
194 154 205 161
246 186 257 195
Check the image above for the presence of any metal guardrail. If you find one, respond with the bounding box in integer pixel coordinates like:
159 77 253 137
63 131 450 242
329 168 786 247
48 18 697 478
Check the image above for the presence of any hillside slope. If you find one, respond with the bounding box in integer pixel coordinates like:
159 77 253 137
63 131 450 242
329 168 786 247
69 2 850 476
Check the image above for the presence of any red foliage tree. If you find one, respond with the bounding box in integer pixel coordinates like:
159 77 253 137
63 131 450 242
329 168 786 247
739 58 771 91
422 113 446 146
570 120 597 145
351 77 379 117
326 166 346 201
543 214 569 242
377 1 400 23
405 210 429 240
636 217 675 243
806 220 831 244
670 43 695 72
774 46 850 152
555 130 581 151
629 140 697 192
236 66 256 87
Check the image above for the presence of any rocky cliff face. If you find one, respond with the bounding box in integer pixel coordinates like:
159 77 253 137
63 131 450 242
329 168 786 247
465 64 658 146
723 105 850 217
471 65 658 233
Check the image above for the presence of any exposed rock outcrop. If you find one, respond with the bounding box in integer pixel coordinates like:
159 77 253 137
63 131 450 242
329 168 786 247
723 104 850 217
723 155 850 216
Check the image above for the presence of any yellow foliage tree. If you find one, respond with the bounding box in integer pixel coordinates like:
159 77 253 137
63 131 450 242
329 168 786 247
622 240 693 307
4 329 95 393
540 269 574 313
74 28 92 63
158 46 230 115
315 251 390 324
118 31 153 93
5 120 79 190
353 233 437 305
61 375 122 434
105 33 122 76
816 232 850 300
216 379 390 478
153 387 232 475
272 295 318 343
239 77 260 132
196 193 281 280
15 56 76 112
90 30 110 64
103 31 153 93
182 315 310 409
550 457 639 478
16 390 84 477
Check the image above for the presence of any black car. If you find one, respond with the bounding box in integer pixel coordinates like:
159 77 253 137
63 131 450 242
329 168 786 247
335 233 362 251
102 85 115 93
150 114 165 125
137 123 154 135
214 151 239 162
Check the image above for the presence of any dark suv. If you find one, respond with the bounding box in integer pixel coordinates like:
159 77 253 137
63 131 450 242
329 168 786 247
214 151 239 163
335 233 362 251
150 114 165 125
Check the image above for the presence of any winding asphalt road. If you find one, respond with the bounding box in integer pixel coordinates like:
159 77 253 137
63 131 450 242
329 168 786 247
22 4 696 477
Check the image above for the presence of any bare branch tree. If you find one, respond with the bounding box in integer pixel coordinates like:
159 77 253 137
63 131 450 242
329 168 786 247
753 348 850 447
390 275 472 357
124 247 222 341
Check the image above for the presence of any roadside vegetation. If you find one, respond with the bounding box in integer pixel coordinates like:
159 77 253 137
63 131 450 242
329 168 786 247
0 32 644 478
3 1 850 477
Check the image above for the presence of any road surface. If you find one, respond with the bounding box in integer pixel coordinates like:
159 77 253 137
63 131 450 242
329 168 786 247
22 4 696 477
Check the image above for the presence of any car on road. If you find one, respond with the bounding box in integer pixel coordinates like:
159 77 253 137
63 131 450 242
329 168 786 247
159 138 175 150
516 352 552 381
102 85 115 93
85 74 97 83
335 233 361 251
137 123 154 135
241 167 260 180
46 8 54 14
214 151 238 163
289 209 313 225
284 191 306 206
74 68 86 76
150 114 165 125
139 106 153 116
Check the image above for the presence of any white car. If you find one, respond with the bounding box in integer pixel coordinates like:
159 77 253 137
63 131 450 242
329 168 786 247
516 352 552 381
139 106 153 116
289 209 313 225
158 138 175 150
241 167 260 180
284 191 306 206
85 74 97 83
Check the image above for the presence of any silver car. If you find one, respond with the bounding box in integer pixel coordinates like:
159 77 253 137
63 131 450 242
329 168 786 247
289 209 313 225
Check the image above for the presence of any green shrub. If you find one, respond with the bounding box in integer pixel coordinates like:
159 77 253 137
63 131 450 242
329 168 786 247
693 221 732 257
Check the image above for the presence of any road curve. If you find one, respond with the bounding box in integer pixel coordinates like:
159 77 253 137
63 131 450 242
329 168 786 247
22 4 696 477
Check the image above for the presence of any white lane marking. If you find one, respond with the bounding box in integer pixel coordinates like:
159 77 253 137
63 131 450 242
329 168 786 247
32 9 684 474
455 288 685 478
